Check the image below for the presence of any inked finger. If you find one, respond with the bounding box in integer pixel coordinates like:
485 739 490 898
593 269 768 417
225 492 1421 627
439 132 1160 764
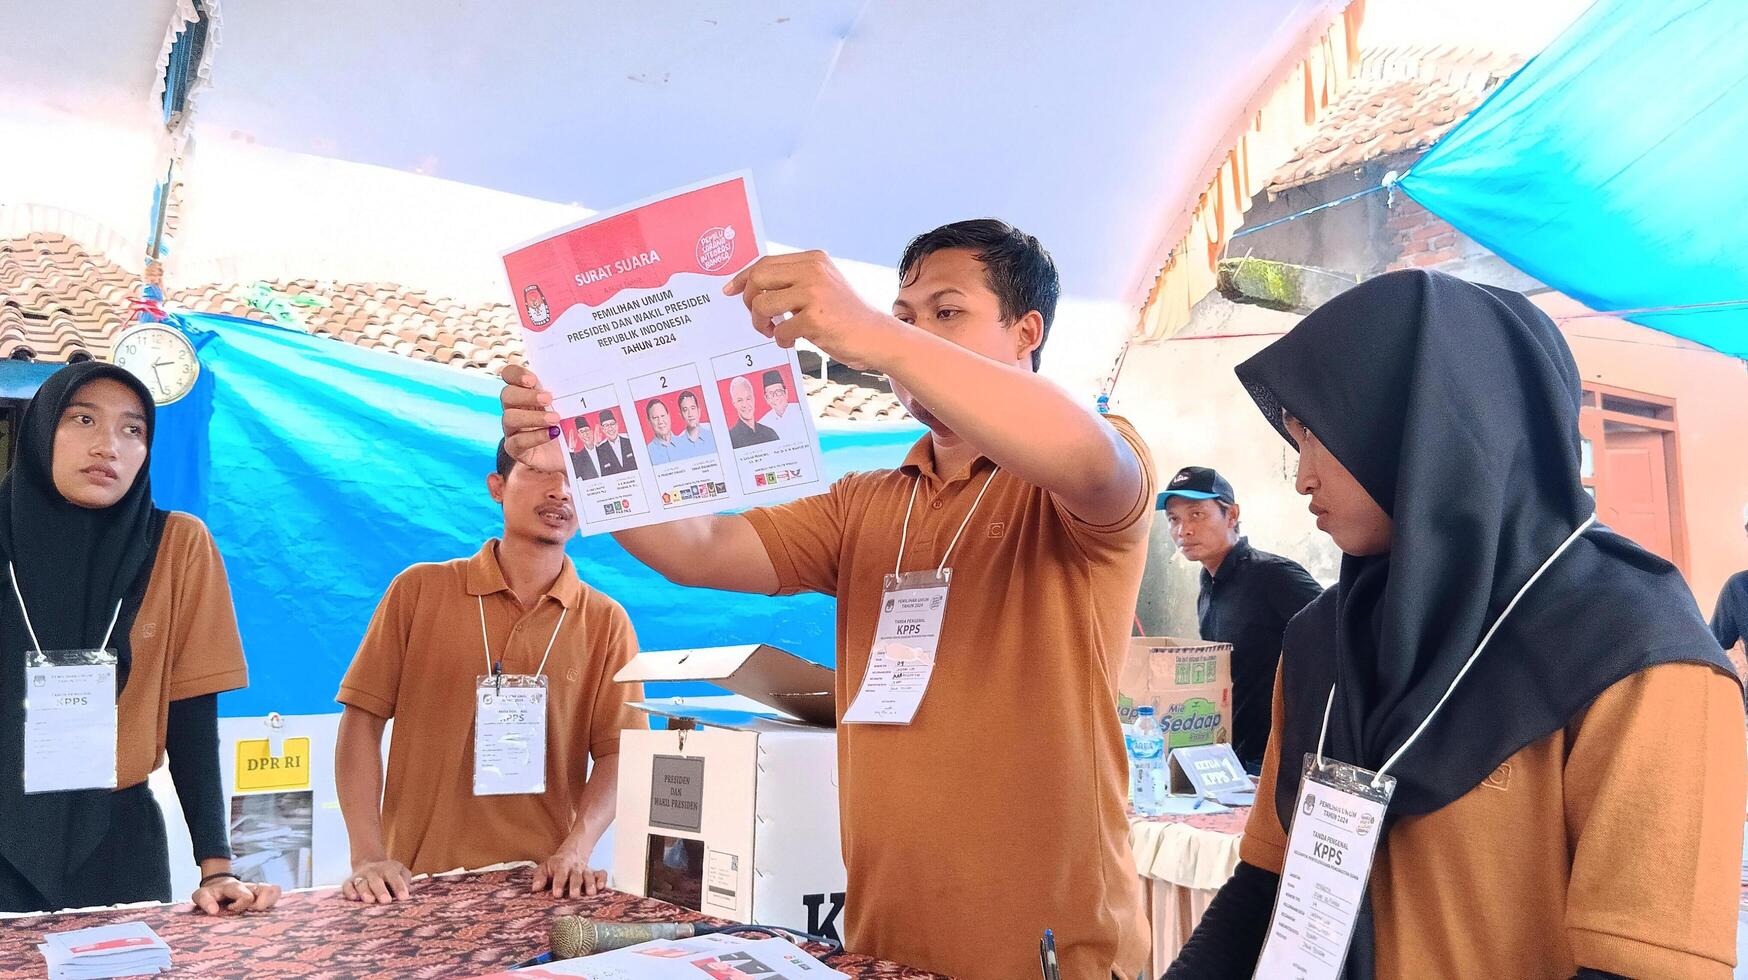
505 430 554 457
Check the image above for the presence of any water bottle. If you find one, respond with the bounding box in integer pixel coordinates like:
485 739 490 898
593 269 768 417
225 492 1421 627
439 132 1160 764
1126 706 1165 815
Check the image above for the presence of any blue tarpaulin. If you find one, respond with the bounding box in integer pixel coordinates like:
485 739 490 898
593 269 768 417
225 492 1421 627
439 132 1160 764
1399 0 1748 358
0 360 63 401
148 313 922 717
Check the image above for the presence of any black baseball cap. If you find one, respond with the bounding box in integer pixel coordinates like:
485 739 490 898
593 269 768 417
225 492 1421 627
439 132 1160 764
1156 466 1236 509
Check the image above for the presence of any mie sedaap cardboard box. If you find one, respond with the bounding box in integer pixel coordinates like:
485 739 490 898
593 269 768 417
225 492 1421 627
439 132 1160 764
1118 637 1233 749
612 645 848 940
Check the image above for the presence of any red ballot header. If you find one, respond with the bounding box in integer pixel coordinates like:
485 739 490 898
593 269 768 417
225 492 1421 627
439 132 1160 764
503 177 758 332
68 936 156 954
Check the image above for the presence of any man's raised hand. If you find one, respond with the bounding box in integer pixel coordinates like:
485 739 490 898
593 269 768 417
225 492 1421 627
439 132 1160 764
500 365 566 473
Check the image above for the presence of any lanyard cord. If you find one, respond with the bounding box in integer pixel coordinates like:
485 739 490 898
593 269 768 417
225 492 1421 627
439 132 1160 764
9 561 124 656
1314 514 1597 787
893 468 1000 577
478 595 569 678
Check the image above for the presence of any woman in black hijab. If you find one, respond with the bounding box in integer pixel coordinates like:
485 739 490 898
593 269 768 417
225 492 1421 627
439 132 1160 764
1167 270 1742 980
0 362 280 915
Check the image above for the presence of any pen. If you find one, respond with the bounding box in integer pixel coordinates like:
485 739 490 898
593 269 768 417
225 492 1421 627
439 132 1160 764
1042 929 1061 980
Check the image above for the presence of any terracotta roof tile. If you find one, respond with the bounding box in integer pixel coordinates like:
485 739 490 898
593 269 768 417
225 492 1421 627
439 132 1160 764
1266 48 1524 192
0 233 127 360
802 376 909 423
1 232 905 422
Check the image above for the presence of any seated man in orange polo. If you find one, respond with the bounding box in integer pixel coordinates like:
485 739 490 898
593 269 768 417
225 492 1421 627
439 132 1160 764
334 440 644 902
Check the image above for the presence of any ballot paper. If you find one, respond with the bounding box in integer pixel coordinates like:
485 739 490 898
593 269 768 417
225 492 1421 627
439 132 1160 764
629 695 820 734
1151 795 1232 816
36 922 171 979
501 174 827 537
472 933 847 979
1213 786 1257 807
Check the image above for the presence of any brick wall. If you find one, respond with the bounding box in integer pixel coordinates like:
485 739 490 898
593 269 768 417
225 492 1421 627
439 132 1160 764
1384 198 1472 270
1380 196 1543 293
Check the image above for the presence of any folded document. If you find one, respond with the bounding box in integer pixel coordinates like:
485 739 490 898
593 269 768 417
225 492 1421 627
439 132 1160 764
37 922 171 979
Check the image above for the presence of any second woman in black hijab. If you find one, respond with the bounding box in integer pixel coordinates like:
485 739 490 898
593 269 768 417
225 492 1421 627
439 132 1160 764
0 362 281 915
1167 270 1743 980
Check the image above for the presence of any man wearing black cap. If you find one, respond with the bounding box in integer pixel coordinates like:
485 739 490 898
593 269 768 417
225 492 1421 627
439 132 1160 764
1159 466 1322 774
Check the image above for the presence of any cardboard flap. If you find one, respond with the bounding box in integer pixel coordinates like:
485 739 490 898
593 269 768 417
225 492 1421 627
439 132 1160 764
1167 743 1251 797
616 645 836 728
1127 636 1233 688
630 695 821 734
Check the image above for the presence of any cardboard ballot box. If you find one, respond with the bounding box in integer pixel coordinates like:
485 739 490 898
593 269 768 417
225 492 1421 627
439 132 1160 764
613 645 848 940
1118 636 1234 750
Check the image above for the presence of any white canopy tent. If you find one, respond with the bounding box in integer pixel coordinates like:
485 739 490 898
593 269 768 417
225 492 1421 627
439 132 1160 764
0 0 193 267
3 0 1359 396
1 0 1370 900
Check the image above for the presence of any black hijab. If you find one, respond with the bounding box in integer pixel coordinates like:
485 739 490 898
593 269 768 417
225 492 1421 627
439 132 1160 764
1235 270 1735 818
1236 271 1737 980
0 362 169 908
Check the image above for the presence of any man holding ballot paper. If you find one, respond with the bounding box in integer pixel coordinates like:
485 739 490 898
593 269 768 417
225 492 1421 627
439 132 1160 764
501 217 1153 980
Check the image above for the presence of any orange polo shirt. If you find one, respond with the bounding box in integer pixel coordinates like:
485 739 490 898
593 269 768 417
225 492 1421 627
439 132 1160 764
1243 660 1745 979
118 512 250 788
338 542 646 875
744 416 1155 980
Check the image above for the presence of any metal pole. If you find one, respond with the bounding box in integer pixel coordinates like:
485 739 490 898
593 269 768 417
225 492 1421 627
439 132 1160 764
148 158 175 265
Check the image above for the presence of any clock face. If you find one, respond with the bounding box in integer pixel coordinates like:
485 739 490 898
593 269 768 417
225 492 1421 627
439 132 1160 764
112 326 200 406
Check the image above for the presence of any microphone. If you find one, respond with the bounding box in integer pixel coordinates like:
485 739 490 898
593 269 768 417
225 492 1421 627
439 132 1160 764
550 917 729 958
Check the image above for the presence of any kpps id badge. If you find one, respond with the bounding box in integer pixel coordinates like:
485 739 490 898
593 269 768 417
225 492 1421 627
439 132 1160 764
1253 754 1395 980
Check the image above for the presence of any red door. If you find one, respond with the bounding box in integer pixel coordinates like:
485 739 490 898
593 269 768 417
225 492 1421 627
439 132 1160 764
1598 427 1675 562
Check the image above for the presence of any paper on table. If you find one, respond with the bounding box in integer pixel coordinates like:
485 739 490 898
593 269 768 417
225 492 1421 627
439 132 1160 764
1214 788 1256 807
39 921 171 980
467 933 847 979
501 174 828 538
1151 795 1232 816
